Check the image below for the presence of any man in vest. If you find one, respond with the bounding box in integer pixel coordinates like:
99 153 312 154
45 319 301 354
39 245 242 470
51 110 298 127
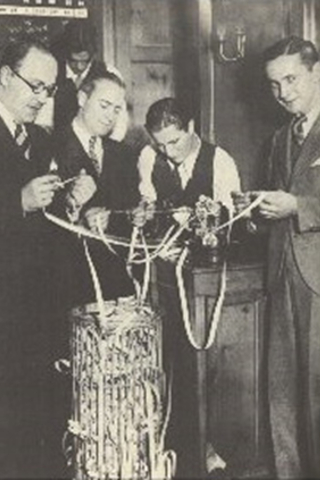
136 97 241 479
138 97 240 216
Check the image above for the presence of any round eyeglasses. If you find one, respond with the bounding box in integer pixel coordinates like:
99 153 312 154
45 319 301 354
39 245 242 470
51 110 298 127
11 68 57 98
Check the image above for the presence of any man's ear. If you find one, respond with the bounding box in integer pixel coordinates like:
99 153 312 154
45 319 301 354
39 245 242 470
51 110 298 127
187 119 195 134
312 61 320 81
0 65 11 87
78 90 88 109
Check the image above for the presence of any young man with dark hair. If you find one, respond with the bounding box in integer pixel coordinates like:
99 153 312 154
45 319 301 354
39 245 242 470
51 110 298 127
248 36 320 479
136 97 241 479
139 97 240 213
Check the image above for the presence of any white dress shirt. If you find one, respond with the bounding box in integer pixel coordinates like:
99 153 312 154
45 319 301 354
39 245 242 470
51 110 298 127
138 134 241 214
0 100 19 137
72 118 104 171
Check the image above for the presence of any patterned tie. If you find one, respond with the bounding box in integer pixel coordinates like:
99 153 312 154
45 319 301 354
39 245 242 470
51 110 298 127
88 136 101 175
291 114 307 146
15 123 30 159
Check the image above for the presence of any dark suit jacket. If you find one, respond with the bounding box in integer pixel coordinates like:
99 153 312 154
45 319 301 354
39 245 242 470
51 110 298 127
0 116 65 389
0 118 56 315
54 126 139 306
267 113 320 295
54 60 107 130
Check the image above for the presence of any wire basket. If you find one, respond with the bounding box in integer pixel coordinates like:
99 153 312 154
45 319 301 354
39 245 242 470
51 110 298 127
69 297 164 480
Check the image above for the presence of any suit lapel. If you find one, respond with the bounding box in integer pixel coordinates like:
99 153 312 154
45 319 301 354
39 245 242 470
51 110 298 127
68 127 99 179
272 125 292 189
0 116 23 159
290 111 320 183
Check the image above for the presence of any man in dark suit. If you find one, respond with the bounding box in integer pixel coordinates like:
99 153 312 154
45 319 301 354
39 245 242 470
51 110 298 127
55 70 139 306
0 39 61 479
0 38 95 478
254 37 320 479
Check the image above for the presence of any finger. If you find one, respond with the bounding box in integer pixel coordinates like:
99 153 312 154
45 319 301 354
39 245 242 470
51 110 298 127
259 207 277 216
250 190 266 198
39 193 55 207
39 174 61 184
259 208 278 218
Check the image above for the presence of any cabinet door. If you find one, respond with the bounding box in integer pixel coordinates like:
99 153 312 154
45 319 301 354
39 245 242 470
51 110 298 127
206 297 266 474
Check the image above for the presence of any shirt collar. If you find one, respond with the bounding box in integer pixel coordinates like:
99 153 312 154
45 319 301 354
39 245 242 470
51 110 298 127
0 100 19 137
72 117 102 157
66 61 92 86
302 99 320 137
168 133 201 175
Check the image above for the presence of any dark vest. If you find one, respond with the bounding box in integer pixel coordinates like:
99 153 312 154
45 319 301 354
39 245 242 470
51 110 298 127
152 141 216 208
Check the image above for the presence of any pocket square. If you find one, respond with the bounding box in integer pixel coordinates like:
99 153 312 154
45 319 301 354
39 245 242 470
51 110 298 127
310 158 320 167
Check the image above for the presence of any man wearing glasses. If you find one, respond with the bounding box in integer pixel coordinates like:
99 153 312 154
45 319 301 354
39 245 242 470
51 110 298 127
0 38 94 478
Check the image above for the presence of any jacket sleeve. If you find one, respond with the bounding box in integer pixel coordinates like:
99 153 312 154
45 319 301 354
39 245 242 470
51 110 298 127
0 167 25 235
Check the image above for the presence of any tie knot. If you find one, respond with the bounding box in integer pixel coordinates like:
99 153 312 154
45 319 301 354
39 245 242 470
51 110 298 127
14 123 30 157
292 114 307 145
15 123 24 140
89 135 97 149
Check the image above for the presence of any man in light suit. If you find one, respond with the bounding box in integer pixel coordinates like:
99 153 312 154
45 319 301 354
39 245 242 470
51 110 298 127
54 70 139 306
256 37 320 479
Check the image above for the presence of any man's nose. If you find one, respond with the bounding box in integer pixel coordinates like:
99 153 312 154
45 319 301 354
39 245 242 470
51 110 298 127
278 82 292 101
37 89 50 105
165 145 176 158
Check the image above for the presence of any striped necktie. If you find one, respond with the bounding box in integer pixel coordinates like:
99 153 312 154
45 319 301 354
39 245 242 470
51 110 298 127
291 114 307 146
88 136 101 175
15 124 30 159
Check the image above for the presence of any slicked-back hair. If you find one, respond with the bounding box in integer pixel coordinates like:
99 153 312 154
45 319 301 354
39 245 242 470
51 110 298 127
64 20 97 58
145 97 192 133
79 70 126 98
0 38 52 72
264 36 319 70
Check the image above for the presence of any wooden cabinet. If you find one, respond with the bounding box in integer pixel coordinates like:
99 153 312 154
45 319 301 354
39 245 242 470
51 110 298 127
152 260 267 478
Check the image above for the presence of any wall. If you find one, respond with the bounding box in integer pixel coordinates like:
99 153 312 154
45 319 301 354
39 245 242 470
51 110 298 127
211 0 304 190
92 0 307 189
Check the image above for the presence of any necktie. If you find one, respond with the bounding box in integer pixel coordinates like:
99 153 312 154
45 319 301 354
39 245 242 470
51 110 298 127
291 114 307 146
15 124 30 158
171 164 182 191
88 136 101 175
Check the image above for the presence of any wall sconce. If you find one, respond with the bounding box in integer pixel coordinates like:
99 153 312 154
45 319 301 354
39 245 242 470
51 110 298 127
216 25 246 62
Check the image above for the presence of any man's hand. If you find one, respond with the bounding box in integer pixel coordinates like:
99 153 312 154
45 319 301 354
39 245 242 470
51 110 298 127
66 169 96 210
258 191 298 219
172 206 192 226
22 174 60 213
158 245 183 263
231 191 254 217
84 207 110 233
131 200 156 228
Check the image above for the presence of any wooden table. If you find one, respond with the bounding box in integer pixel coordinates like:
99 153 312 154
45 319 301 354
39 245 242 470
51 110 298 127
151 259 267 478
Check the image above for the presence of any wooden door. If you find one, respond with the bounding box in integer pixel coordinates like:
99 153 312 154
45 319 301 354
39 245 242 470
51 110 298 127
113 0 174 127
